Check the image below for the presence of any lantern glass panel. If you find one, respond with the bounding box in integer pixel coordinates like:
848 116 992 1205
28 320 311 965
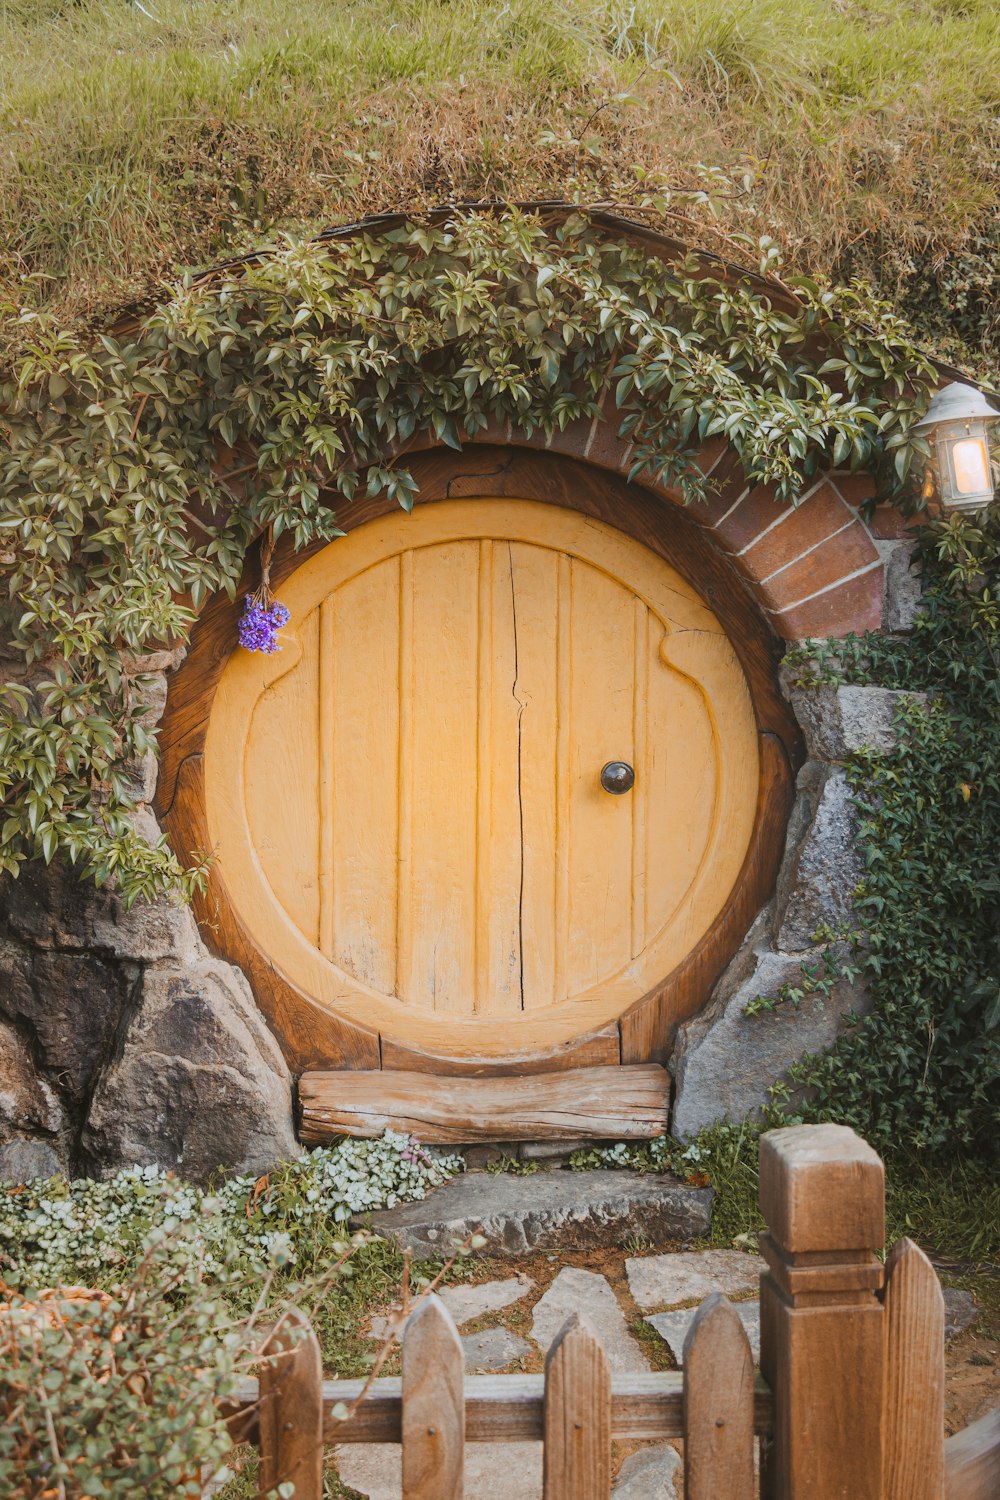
950 435 991 497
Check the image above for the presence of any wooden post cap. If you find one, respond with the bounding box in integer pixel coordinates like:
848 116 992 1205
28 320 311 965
759 1124 885 1253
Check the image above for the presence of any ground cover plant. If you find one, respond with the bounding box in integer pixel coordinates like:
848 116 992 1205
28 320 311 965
0 1132 468 1496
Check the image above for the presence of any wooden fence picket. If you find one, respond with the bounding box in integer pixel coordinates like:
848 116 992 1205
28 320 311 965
401 1294 465 1500
683 1292 755 1500
256 1307 324 1500
882 1238 946 1500
542 1314 611 1500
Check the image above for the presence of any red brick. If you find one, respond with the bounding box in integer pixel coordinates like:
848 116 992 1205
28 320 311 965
584 388 633 471
773 565 883 640
714 482 787 552
759 523 879 612
692 436 732 477
830 472 877 511
867 503 915 540
550 412 595 460
741 482 853 579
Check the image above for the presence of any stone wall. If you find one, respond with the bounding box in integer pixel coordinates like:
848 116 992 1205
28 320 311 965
671 597 926 1137
0 519 925 1180
0 656 297 1184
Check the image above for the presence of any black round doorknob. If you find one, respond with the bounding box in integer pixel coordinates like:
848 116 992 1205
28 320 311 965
600 761 635 794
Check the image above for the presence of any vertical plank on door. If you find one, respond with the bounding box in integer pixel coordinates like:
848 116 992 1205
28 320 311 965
474 539 523 1015
405 540 480 1012
543 1314 611 1500
683 1292 755 1500
630 596 649 960
396 547 414 1003
882 1238 945 1500
326 556 401 995
553 551 572 1006
242 608 320 946
644 633 716 945
402 1295 465 1500
565 557 636 997
510 541 558 1010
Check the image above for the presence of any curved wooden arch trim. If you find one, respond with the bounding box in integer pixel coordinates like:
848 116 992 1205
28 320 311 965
157 447 801 1075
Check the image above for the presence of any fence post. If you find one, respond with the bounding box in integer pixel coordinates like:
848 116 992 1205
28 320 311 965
758 1123 885 1500
257 1307 324 1500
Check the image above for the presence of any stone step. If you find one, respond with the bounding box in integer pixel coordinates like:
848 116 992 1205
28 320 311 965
351 1168 712 1256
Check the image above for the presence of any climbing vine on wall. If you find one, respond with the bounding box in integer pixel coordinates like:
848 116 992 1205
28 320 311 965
0 208 937 901
777 513 1000 1152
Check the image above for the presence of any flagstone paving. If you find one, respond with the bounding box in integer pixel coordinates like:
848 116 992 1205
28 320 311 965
612 1444 682 1500
647 1300 761 1364
335 1438 681 1499
461 1325 533 1372
529 1265 651 1373
626 1248 765 1311
368 1275 534 1343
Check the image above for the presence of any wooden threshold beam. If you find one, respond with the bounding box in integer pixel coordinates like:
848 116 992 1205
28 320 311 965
298 1064 670 1144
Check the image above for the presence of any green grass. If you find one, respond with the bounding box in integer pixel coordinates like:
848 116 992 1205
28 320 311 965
1 0 998 375
693 1121 1000 1320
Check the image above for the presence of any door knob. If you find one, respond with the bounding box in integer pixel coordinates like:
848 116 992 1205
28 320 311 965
600 761 635 794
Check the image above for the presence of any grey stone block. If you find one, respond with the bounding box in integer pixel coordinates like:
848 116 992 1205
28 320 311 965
671 923 870 1140
0 1137 63 1183
781 677 927 760
943 1287 980 1340
82 957 297 1180
519 1138 590 1165
775 766 861 950
2 842 200 964
626 1249 765 1311
647 1299 760 1364
461 1325 532 1372
613 1444 681 1499
0 1018 62 1137
884 541 924 633
354 1169 712 1256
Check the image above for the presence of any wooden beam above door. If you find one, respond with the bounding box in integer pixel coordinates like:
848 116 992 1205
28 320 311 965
298 1064 670 1145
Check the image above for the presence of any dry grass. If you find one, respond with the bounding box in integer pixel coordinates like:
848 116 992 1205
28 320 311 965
1 0 998 367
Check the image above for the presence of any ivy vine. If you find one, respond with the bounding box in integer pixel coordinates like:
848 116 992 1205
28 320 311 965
776 513 1000 1153
0 207 937 901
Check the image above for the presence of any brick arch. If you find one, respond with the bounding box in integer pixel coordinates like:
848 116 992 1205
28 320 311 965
455 410 907 640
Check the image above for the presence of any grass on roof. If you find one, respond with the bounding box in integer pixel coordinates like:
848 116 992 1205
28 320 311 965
1 0 998 374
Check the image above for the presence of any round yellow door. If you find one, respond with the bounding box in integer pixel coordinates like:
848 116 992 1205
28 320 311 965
204 499 758 1057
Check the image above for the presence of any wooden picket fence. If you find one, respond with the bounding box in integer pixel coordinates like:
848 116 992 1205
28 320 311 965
224 1124 1000 1499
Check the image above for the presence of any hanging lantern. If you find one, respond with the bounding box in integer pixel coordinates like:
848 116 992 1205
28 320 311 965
914 381 999 515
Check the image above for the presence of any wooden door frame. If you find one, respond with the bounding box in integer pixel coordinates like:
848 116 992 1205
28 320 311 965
156 446 802 1075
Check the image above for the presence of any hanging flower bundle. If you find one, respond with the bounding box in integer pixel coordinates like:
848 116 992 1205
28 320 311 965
237 527 290 654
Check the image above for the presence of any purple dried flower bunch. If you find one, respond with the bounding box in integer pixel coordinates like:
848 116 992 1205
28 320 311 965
238 593 291 654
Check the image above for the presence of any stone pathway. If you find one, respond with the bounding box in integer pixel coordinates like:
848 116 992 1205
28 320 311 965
337 1247 769 1497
